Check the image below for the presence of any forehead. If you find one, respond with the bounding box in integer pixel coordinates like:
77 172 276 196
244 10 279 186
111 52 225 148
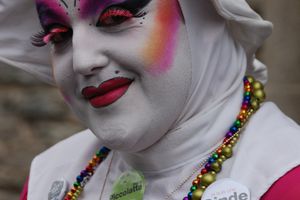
35 0 151 20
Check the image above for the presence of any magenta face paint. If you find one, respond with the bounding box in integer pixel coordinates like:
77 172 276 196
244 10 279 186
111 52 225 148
79 0 123 19
35 0 70 28
79 0 151 19
142 0 181 74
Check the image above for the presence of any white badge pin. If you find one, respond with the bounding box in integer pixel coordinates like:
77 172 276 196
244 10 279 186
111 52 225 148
202 178 250 200
48 179 69 200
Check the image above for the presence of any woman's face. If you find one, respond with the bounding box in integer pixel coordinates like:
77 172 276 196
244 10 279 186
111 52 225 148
35 0 192 151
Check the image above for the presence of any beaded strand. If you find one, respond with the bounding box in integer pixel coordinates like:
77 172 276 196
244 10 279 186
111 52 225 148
64 147 111 200
183 76 265 200
62 76 265 200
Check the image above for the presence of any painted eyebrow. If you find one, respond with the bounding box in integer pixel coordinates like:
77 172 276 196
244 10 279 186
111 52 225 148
79 0 152 19
35 0 70 29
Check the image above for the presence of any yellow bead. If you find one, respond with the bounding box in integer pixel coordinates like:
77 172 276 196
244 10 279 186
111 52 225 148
220 155 226 161
253 90 266 103
67 192 73 197
247 76 255 83
217 158 224 165
230 139 237 146
250 99 260 110
222 146 233 158
200 172 216 187
192 188 205 200
197 174 203 179
253 81 264 90
211 161 222 173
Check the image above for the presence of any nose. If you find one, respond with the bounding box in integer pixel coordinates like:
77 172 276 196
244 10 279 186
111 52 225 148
72 24 110 76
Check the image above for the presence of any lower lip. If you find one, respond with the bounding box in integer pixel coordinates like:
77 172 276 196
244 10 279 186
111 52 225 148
89 83 131 108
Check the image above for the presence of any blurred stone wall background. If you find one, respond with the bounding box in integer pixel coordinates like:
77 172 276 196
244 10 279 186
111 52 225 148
0 1 299 199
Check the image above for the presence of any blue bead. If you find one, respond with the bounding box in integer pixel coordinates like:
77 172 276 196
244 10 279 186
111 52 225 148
76 175 83 183
208 157 215 163
230 126 238 133
188 192 193 200
100 147 111 153
244 95 251 101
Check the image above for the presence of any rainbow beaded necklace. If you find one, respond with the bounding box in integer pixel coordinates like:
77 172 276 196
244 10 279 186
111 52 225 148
63 76 265 200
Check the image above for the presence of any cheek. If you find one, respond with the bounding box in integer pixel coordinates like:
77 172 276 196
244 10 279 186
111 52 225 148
51 53 76 104
141 0 181 75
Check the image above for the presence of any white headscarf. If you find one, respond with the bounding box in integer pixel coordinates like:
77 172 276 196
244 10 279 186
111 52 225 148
0 0 273 171
120 0 273 171
0 0 272 85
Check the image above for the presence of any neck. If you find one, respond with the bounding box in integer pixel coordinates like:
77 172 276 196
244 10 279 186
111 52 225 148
119 82 244 173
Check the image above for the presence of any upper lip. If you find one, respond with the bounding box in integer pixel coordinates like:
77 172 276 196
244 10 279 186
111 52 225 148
81 77 134 99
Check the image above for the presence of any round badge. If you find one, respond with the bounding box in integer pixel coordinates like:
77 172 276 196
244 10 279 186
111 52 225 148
202 178 250 200
110 170 146 200
48 179 68 200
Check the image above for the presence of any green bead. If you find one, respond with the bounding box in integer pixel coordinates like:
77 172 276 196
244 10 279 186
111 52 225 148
212 153 219 159
211 161 222 173
222 146 233 158
245 91 251 96
235 120 241 128
253 81 264 90
192 188 205 200
191 185 197 192
247 76 255 83
74 182 80 187
200 172 216 187
253 90 266 103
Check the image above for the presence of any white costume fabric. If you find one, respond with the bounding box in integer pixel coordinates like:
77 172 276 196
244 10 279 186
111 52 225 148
1 0 300 200
27 103 300 200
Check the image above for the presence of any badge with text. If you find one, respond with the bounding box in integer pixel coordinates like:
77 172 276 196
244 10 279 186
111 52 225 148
110 170 146 200
202 178 250 200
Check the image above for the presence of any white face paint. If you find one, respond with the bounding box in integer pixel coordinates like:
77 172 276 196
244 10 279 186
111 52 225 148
36 0 192 152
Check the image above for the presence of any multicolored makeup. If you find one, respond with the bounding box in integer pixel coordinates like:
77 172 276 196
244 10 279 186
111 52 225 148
34 0 192 152
35 0 70 28
142 0 181 74
79 0 151 19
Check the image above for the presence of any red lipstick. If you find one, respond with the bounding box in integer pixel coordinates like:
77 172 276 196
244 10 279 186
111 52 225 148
82 77 134 108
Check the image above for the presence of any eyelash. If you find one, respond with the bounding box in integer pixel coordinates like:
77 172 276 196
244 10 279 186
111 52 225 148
31 7 146 47
31 27 72 47
97 7 146 27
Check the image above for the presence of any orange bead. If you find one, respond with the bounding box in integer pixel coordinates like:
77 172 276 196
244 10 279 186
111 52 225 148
193 179 200 186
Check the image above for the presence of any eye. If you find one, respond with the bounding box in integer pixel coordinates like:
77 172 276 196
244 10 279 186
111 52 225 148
97 7 134 27
31 26 72 47
45 26 73 44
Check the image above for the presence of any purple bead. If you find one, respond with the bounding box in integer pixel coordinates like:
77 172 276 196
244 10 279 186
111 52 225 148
226 131 234 138
183 197 189 200
205 163 211 170
81 170 88 177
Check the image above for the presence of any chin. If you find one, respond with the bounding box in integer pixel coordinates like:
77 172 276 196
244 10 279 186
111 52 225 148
90 122 146 152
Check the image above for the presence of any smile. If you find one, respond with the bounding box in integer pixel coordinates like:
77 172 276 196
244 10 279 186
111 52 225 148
81 77 134 108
